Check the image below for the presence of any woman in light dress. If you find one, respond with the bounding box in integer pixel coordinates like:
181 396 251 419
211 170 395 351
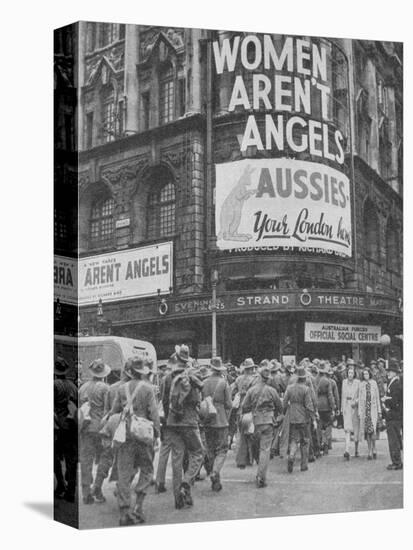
357 367 382 460
341 365 360 460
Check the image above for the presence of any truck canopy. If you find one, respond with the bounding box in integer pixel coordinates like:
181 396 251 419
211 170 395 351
54 335 157 383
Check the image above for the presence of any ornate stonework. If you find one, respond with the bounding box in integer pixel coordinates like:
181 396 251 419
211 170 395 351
78 171 90 189
100 157 151 187
160 146 188 169
139 27 185 62
85 42 125 86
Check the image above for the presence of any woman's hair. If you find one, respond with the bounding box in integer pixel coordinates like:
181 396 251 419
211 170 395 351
347 366 355 376
362 367 373 379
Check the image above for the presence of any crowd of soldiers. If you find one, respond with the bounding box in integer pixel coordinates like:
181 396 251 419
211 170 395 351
54 346 403 527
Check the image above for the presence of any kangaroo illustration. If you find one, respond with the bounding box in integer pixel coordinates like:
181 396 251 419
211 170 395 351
218 164 257 241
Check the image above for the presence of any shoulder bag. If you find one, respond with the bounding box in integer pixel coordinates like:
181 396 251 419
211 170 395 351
125 382 154 445
200 379 225 424
241 385 266 435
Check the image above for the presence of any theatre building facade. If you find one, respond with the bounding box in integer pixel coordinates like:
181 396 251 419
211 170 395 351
65 23 402 365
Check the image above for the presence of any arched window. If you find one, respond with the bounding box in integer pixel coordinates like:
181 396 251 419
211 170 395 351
90 197 115 247
386 218 400 272
159 62 174 124
363 199 380 262
147 180 176 240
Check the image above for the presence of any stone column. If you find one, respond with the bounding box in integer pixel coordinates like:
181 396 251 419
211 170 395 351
338 38 356 156
188 28 202 113
365 57 379 171
217 31 232 114
124 24 139 133
77 21 87 149
386 84 399 192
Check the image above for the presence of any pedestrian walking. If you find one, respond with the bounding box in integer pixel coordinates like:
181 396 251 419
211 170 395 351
54 357 78 502
382 359 403 470
327 364 340 449
377 358 388 380
269 360 285 458
341 364 360 460
303 363 319 462
334 363 346 429
370 360 386 398
240 364 282 488
278 363 297 458
79 359 112 504
192 364 213 480
202 357 232 491
315 361 335 455
357 367 381 460
110 356 160 525
155 354 178 494
166 345 204 509
225 362 237 385
283 366 316 473
234 358 258 468
346 358 358 379
106 359 132 413
104 359 136 491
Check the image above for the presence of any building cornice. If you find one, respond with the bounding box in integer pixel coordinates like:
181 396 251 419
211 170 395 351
78 113 206 162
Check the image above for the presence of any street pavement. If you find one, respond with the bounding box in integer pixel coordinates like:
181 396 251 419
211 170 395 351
77 431 403 529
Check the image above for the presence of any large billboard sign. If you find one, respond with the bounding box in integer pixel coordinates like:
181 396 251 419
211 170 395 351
213 34 352 256
216 158 351 255
54 255 78 305
78 242 173 306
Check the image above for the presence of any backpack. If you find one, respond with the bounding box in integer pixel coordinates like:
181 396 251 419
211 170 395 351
169 373 191 421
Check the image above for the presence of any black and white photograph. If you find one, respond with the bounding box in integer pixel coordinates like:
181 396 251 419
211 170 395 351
52 21 404 529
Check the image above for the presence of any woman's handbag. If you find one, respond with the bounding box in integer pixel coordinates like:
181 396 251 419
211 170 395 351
376 416 386 432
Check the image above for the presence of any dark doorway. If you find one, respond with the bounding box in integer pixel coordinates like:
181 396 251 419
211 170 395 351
224 316 279 366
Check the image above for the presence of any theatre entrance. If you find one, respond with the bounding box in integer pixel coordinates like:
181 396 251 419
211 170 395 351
223 315 279 366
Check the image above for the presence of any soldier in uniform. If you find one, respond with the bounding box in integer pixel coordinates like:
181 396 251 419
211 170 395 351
315 361 335 455
241 364 282 488
382 359 403 470
202 357 232 491
110 356 160 525
106 359 133 413
269 360 286 458
234 358 259 468
283 365 316 473
327 364 340 450
165 345 204 509
79 359 112 504
155 354 177 494
54 357 78 502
